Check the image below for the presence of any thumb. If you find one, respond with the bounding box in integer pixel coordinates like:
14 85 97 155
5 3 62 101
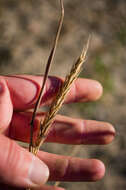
0 77 13 134
0 134 49 188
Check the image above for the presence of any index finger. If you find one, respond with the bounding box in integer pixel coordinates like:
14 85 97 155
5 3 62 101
4 75 103 111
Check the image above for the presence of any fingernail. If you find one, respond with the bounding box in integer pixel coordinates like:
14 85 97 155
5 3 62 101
28 156 49 186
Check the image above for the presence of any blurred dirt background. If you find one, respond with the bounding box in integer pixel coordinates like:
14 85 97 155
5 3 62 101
0 0 126 189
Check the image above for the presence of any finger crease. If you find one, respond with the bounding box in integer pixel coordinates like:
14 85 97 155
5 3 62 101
62 158 70 179
80 120 86 144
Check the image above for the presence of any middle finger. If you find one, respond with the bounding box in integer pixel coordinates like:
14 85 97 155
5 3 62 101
9 112 115 145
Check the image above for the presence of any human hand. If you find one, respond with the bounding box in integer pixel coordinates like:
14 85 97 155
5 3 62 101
0 75 115 190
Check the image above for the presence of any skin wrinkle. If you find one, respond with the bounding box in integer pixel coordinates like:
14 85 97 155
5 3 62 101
62 158 70 181
80 120 86 144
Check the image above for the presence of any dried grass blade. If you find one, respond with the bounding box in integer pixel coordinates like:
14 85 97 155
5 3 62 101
29 0 64 153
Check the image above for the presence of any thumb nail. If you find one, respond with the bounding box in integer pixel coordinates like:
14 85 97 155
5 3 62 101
28 155 49 186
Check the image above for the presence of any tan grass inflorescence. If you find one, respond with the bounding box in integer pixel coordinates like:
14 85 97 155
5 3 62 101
33 37 90 155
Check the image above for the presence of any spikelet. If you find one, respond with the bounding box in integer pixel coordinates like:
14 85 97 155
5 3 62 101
32 37 90 155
